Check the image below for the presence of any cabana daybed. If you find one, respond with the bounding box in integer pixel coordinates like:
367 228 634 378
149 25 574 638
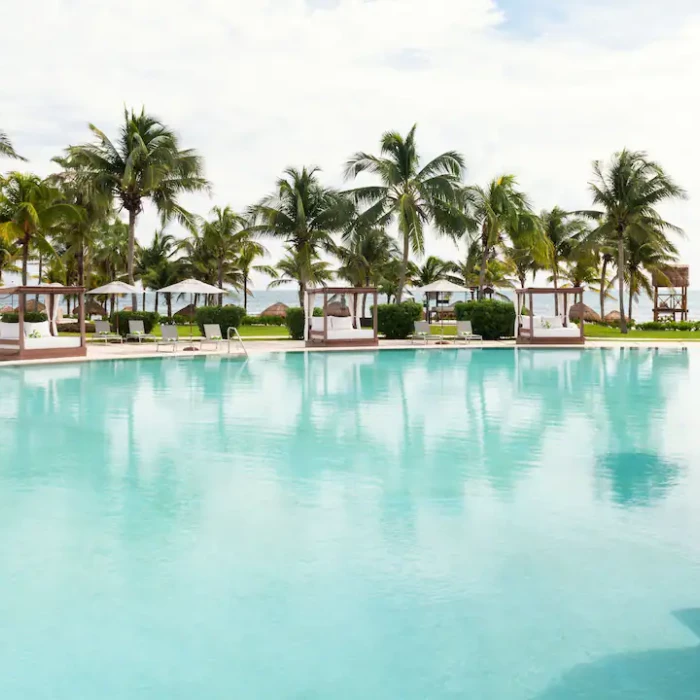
515 288 585 346
0 285 87 360
305 287 378 348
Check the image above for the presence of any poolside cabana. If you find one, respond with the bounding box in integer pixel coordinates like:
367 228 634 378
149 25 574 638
0 285 86 360
515 287 585 345
415 280 470 323
305 287 378 347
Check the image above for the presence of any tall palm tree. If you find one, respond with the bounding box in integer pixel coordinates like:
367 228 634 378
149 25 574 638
0 131 26 161
63 107 210 307
463 175 540 298
0 173 80 284
201 206 247 295
584 149 686 333
236 240 275 313
268 248 334 306
540 207 589 314
344 125 468 302
251 167 348 305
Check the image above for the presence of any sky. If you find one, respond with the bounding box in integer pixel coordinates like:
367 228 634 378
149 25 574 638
2 0 700 288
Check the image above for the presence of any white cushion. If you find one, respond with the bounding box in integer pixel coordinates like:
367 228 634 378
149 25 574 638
327 329 375 340
532 327 581 339
331 316 353 331
24 337 81 349
0 322 19 339
311 317 325 332
24 321 51 338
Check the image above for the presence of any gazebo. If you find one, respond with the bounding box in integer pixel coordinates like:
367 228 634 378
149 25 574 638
415 280 470 323
0 285 87 360
305 287 378 347
653 265 689 321
515 288 585 345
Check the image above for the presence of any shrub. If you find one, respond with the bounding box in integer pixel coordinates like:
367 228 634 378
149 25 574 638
195 305 245 337
1 311 48 323
285 307 305 340
110 311 159 336
376 301 422 339
635 320 700 332
454 300 516 340
61 321 96 334
242 314 286 326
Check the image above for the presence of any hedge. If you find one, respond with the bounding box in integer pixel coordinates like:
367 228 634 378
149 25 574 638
284 307 325 339
635 320 700 332
376 301 422 339
195 305 245 337
242 314 286 326
1 311 48 323
454 300 516 340
110 311 159 336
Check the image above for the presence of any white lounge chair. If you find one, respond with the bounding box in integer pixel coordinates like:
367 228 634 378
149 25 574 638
454 320 482 343
90 320 123 343
157 325 180 352
201 324 223 350
412 321 431 345
126 320 157 343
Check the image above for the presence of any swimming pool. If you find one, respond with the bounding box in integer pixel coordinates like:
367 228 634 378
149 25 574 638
1 348 699 698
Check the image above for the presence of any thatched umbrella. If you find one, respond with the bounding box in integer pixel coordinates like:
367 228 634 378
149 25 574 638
1 305 13 314
569 302 601 323
604 310 626 323
14 299 46 313
173 303 197 319
84 300 108 316
260 302 289 318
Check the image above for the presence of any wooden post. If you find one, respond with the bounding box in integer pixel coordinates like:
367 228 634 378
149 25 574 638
653 286 659 322
529 292 533 343
373 290 378 341
18 290 25 355
579 291 584 341
323 290 328 344
78 290 86 349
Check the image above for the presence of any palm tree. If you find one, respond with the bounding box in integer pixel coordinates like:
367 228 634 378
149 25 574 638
251 167 348 306
540 207 589 314
0 173 80 284
584 150 686 333
63 107 210 307
463 175 540 298
93 217 129 315
0 131 26 161
201 206 247 295
136 231 177 312
412 256 452 287
344 125 467 302
236 240 275 313
268 248 334 306
142 258 186 317
0 238 19 283
448 243 516 298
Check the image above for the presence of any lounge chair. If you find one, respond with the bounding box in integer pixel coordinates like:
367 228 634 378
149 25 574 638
157 325 180 352
454 320 482 343
412 321 431 345
90 320 123 343
201 324 223 350
126 320 157 343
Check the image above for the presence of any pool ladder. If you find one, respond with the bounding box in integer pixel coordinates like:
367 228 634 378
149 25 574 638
227 327 248 357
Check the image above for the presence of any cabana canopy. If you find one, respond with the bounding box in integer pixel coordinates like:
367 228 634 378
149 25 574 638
0 285 86 360
514 288 585 345
305 287 378 347
414 280 470 323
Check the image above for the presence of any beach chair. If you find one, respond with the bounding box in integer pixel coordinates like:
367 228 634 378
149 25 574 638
126 320 157 343
454 320 482 343
201 324 223 350
157 325 180 352
90 320 123 343
412 321 431 345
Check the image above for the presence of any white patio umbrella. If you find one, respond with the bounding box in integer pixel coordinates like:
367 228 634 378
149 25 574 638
156 279 225 350
415 280 470 338
87 281 140 334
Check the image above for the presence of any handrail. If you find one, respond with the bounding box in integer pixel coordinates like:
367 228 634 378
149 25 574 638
227 326 248 357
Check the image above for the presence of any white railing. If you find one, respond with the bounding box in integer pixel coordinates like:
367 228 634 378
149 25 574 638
227 327 248 357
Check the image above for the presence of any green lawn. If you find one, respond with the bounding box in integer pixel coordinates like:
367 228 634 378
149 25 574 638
584 325 700 341
65 324 290 340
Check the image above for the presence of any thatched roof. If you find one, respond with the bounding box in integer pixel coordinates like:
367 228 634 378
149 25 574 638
84 300 107 316
173 303 197 319
0 305 13 313
569 302 601 323
14 299 46 312
604 310 625 322
325 299 351 317
652 265 689 288
260 302 289 318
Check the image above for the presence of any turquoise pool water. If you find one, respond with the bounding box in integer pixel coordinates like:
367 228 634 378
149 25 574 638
1 348 699 699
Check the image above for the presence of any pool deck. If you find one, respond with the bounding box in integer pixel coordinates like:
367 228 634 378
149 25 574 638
0 337 695 367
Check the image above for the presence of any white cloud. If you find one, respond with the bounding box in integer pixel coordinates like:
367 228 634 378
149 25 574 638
2 0 699 287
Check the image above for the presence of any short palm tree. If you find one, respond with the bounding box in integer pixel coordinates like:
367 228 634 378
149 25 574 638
236 240 275 313
412 256 452 287
250 167 348 305
135 230 177 311
464 175 541 297
344 125 467 302
583 149 686 333
0 172 80 284
268 248 334 306
201 206 247 293
63 108 210 306
0 131 26 161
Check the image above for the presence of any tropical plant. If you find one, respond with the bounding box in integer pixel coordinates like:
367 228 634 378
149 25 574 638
268 248 334 306
63 107 210 306
136 231 179 314
0 131 26 161
0 238 18 283
200 206 246 293
463 175 541 297
0 172 80 284
583 149 686 333
251 167 348 306
412 256 452 287
236 240 275 313
448 243 516 298
344 125 467 302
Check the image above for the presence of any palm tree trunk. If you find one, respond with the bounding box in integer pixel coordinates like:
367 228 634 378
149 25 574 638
599 257 608 319
142 291 146 313
628 281 633 324
553 269 559 316
617 237 627 334
478 230 489 299
396 230 410 303
243 273 248 313
166 293 172 318
298 283 304 309
218 259 224 307
128 208 137 311
154 293 159 315
78 248 84 287
21 231 30 285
